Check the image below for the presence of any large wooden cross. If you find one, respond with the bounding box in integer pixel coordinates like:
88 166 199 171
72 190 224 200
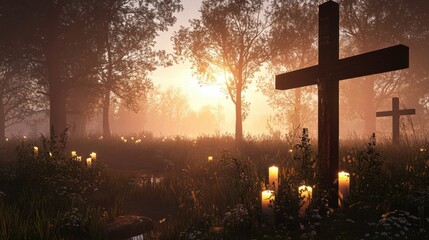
275 1 409 207
376 97 415 144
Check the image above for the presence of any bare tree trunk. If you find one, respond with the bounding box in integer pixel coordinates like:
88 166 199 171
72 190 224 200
47 2 67 136
235 87 243 144
102 25 113 138
103 89 111 138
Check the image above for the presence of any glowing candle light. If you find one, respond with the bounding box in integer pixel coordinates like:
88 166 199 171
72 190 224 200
33 147 39 157
86 158 92 168
269 166 279 193
261 190 275 224
121 136 124 141
5 138 8 142
124 139 128 143
338 171 350 208
49 152 53 158
71 151 77 158
76 156 82 162
208 156 213 162
90 152 96 161
298 185 312 217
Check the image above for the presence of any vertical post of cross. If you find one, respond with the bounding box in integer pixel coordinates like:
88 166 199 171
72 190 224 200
318 1 339 208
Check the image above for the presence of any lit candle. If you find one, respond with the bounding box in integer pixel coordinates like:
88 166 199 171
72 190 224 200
269 166 279 193
298 185 312 217
49 152 53 158
90 152 96 161
77 156 82 162
208 156 213 161
261 190 275 224
33 146 39 157
86 158 92 167
338 171 350 208
71 151 77 158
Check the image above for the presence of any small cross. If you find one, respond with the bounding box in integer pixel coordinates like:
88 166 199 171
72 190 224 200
376 97 415 143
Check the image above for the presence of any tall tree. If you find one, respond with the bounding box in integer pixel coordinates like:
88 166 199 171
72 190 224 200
173 0 270 143
0 63 42 144
97 0 182 138
260 0 319 137
340 0 429 135
0 13 44 144
1 0 106 136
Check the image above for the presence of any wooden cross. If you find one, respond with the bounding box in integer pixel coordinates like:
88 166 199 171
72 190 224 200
275 1 409 208
376 97 415 144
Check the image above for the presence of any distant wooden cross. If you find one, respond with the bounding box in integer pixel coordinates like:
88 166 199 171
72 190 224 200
376 97 415 144
275 1 409 207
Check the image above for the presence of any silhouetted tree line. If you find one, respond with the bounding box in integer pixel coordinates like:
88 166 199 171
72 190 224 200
0 0 182 141
0 0 428 144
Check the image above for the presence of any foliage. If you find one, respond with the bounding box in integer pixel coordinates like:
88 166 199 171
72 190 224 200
260 0 319 137
96 0 183 136
2 134 429 239
173 0 271 141
0 132 120 239
294 128 316 185
351 133 385 202
369 210 423 240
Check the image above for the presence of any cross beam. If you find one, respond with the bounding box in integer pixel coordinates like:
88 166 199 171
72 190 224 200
376 97 415 143
275 1 409 208
276 45 409 90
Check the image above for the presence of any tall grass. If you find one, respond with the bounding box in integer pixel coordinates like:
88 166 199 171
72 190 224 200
0 132 428 239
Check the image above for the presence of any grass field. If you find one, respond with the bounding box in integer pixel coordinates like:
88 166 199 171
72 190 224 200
0 132 428 239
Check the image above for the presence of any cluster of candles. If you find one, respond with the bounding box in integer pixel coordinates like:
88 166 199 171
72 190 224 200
33 147 96 168
261 165 350 222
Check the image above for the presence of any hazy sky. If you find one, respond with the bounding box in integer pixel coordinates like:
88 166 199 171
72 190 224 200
151 0 272 135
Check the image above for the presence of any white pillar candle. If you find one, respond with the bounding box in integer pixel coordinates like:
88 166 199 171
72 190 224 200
338 171 350 207
33 147 39 157
269 166 279 193
298 185 312 217
261 190 275 224
90 152 96 161
86 158 92 168
71 151 77 158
